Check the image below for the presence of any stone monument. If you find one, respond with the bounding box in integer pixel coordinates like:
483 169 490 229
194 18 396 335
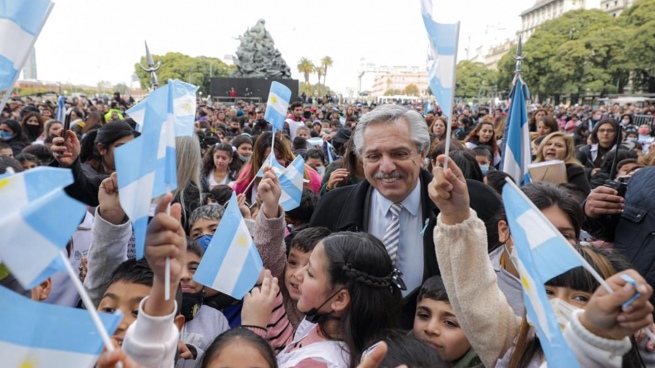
230 19 292 79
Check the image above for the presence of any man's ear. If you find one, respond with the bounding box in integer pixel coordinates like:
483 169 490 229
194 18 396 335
174 315 185 331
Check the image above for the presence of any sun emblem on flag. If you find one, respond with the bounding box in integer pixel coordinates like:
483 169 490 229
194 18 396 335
521 275 530 291
19 358 37 368
0 178 9 190
270 95 278 104
181 99 194 114
235 234 249 247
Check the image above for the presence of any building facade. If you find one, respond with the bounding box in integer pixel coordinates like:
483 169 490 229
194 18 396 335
601 0 636 17
519 0 600 41
484 40 516 70
22 47 37 80
369 65 429 98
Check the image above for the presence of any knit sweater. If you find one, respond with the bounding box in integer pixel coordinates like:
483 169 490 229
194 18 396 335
253 206 304 329
434 210 632 368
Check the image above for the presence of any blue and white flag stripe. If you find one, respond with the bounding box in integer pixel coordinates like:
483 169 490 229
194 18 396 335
265 81 291 131
502 181 581 367
256 151 286 178
194 193 263 299
0 285 121 368
501 77 532 185
420 0 459 119
56 95 65 122
279 155 305 211
0 0 52 90
0 167 85 289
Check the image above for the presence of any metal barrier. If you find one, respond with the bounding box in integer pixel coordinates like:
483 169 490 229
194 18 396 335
633 114 655 127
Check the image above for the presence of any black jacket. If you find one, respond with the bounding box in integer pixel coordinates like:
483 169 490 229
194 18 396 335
309 168 502 329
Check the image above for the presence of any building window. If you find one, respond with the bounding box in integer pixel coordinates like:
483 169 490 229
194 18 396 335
614 0 617 5
613 12 617 16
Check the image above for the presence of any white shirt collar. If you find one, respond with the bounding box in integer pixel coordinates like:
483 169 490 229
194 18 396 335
374 179 421 217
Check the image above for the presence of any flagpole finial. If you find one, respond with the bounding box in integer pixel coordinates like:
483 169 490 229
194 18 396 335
515 36 524 75
139 41 161 90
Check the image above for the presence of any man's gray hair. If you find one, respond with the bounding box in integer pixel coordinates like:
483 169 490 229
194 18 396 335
188 204 225 231
353 104 430 157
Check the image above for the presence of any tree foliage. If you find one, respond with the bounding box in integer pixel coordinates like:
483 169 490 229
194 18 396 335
403 83 420 96
297 58 314 84
134 52 234 95
497 1 655 97
320 56 333 85
455 60 499 98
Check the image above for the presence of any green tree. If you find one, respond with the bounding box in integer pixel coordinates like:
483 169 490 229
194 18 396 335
384 89 402 96
114 83 129 95
498 9 614 99
455 60 499 98
320 56 333 85
621 0 655 92
403 83 420 96
297 58 315 84
313 65 325 85
134 52 233 95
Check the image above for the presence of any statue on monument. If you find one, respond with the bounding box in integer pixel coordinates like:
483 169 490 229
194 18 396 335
230 19 292 78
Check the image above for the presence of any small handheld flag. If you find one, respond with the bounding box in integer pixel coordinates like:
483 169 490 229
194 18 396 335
0 167 85 289
502 180 582 367
194 193 263 299
0 285 121 368
420 0 459 120
265 81 291 132
278 155 305 211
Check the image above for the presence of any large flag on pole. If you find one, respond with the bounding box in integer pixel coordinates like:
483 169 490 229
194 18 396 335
502 180 582 367
0 285 121 368
501 39 532 185
0 167 85 288
194 193 263 299
420 0 459 119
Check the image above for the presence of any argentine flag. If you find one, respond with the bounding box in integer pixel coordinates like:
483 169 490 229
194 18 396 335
0 167 85 289
502 180 582 367
0 286 121 368
265 81 291 131
255 150 286 178
127 80 198 137
0 0 53 91
501 67 532 185
194 193 263 299
420 0 459 119
279 155 305 211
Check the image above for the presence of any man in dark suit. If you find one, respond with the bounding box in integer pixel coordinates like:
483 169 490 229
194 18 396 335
309 104 502 329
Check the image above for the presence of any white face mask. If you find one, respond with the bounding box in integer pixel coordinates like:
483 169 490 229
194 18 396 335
549 298 580 330
315 166 326 177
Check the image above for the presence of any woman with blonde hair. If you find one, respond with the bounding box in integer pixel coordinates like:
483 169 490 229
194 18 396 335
534 131 590 195
173 135 204 229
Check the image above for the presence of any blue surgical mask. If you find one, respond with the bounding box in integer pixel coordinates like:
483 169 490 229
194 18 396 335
479 164 490 175
0 131 12 140
195 234 213 250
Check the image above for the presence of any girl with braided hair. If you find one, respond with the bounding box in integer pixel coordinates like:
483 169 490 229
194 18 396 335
276 231 405 368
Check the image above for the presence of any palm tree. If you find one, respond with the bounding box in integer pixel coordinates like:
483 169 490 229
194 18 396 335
297 58 314 84
314 65 325 85
320 56 333 85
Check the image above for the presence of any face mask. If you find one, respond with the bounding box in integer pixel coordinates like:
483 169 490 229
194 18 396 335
627 137 638 143
304 288 344 324
639 134 651 141
181 290 205 322
549 297 580 330
315 166 326 177
0 131 12 140
195 235 212 250
479 164 490 175
239 154 251 163
622 119 630 125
